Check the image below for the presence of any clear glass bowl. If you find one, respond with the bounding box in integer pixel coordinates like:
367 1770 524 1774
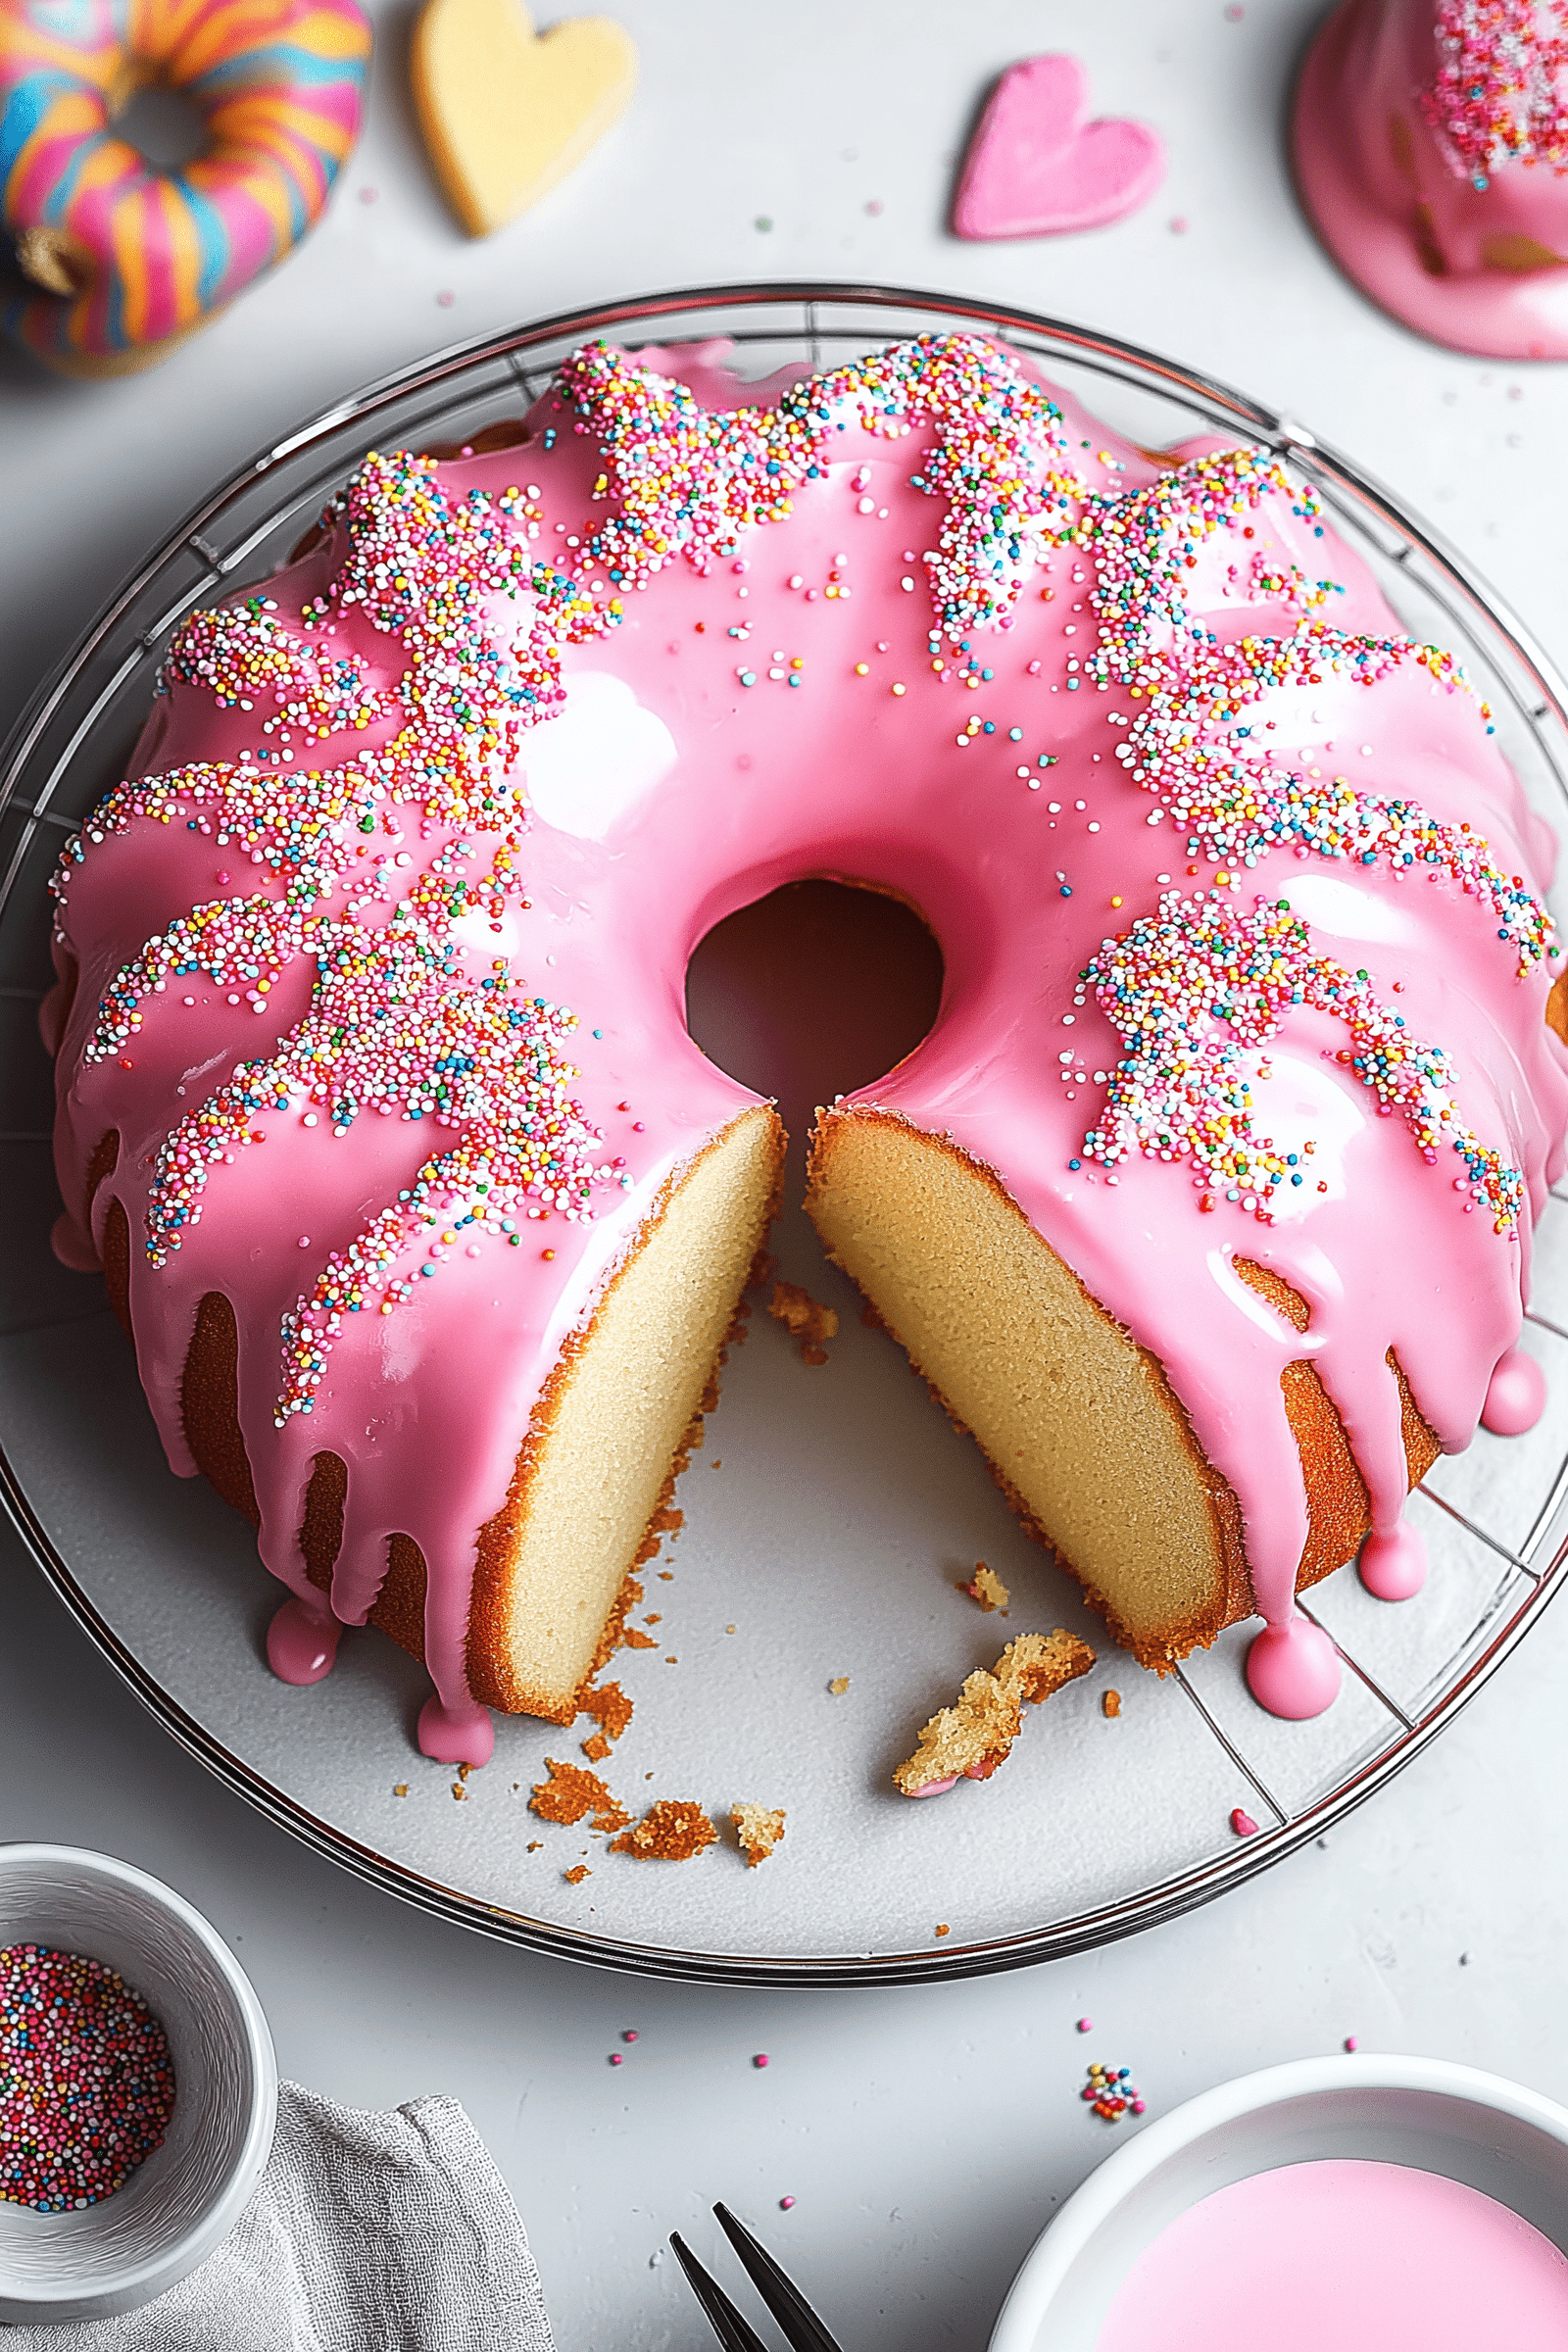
2 282 1566 1984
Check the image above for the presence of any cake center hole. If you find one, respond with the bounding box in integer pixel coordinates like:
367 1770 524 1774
115 81 209 170
685 879 945 1158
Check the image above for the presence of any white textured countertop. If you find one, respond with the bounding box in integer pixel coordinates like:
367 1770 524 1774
2 1 1567 2344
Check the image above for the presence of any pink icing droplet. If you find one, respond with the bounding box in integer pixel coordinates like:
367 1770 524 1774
779 2195 796 2210
416 1690 495 1766
1482 1347 1546 1437
37 980 70 1056
1231 1807 1259 1838
753 2053 770 2068
1359 1520 1428 1602
609 2053 623 2067
1246 1611 1341 1719
1344 2034 1359 2052
267 1593 341 1686
1076 2017 1093 2033
49 1212 100 1272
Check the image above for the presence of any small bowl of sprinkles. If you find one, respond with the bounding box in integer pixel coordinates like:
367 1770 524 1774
0 1844 275 2323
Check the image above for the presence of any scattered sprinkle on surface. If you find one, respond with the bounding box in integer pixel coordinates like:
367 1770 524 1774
1082 2062 1145 2122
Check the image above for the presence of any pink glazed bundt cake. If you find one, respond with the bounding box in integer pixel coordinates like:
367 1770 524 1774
44 332 1568 1764
1295 0 1568 357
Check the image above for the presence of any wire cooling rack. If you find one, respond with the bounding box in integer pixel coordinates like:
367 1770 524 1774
2 284 1566 1984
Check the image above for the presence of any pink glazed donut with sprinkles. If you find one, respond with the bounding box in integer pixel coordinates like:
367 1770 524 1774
42 333 1568 1767
0 0 370 374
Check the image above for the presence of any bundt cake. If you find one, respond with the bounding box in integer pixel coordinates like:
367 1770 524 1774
1295 0 1568 357
43 329 1568 1763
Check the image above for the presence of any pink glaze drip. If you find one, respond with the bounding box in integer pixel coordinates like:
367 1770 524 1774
416 1693 495 1768
1095 2159 1568 2350
267 1593 342 1686
49 1211 100 1272
1294 0 1568 359
45 333 1568 1760
908 1776 958 1799
1359 1519 1430 1600
1482 1344 1547 1434
1245 1615 1343 1719
37 979 69 1057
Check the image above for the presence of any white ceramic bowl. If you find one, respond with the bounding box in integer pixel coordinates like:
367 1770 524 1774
0 1843 276 2323
990 2053 1568 2352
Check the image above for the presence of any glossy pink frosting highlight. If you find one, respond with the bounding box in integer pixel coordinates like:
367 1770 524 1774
45 333 1568 1757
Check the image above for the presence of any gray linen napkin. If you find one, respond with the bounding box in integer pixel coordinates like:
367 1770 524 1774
8 2082 555 2350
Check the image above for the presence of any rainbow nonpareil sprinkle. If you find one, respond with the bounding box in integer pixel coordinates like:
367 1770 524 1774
1080 893 1525 1231
1420 0 1568 186
1082 2062 1146 2122
0 1944 175 2210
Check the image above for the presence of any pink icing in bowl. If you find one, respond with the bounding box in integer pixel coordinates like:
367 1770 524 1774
989 2055 1568 2352
1094 2157 1568 2349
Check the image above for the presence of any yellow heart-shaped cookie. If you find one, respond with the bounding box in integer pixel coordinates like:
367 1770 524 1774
413 0 636 237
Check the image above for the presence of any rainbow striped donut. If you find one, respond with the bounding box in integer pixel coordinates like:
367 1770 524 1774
1 0 370 373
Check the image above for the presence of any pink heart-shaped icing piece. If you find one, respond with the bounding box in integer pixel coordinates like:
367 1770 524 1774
953 53 1164 239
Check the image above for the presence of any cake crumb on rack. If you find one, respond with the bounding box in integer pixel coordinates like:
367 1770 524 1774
529 1760 630 1834
732 1804 785 1867
610 1799 717 1860
959 1562 1010 1613
1102 1689 1122 1719
577 1683 633 1763
768 1280 839 1364
895 1631 1095 1796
